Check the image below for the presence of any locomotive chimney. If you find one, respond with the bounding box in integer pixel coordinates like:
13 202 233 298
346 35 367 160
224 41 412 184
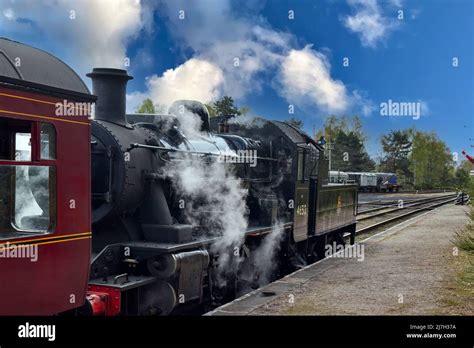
87 68 133 127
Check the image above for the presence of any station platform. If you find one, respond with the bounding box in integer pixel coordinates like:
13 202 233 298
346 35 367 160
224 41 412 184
206 204 471 316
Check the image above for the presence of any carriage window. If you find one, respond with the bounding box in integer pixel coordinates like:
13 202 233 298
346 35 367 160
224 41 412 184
40 123 56 159
15 133 32 161
0 118 32 161
0 165 56 236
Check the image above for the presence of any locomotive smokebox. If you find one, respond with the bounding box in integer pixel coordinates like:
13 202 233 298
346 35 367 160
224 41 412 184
87 68 133 127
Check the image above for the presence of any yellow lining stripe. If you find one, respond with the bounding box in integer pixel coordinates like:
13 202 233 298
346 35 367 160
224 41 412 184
0 109 90 125
0 235 91 251
0 92 58 106
0 92 93 114
6 231 92 245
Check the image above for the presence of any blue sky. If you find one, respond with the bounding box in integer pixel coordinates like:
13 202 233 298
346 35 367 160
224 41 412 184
0 0 472 162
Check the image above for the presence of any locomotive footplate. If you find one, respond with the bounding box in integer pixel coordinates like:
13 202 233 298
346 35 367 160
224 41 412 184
123 238 218 256
89 275 157 291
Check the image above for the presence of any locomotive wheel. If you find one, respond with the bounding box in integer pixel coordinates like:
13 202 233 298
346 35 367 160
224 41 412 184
308 236 327 262
138 280 177 316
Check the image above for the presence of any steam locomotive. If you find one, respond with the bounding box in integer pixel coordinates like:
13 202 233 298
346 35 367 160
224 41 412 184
0 38 357 315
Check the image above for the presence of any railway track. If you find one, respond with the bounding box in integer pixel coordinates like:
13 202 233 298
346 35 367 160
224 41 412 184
356 192 456 214
356 193 458 217
349 193 469 239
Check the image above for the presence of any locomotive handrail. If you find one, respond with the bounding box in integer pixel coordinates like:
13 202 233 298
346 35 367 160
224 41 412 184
128 142 279 162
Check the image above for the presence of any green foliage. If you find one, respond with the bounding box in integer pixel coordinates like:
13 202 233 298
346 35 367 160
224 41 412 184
238 106 251 116
332 130 375 171
211 96 241 116
284 117 304 129
316 115 374 171
453 205 474 253
409 131 455 189
205 96 250 118
205 103 217 117
136 98 156 114
454 160 474 191
379 129 414 185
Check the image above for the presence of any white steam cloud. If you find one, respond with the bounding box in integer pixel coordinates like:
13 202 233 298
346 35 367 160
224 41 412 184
0 0 152 72
163 110 249 282
137 59 224 112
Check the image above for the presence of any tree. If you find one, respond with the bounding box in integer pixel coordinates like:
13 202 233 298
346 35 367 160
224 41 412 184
238 106 251 116
454 160 474 190
136 98 156 114
315 115 374 171
409 131 455 189
284 117 304 129
205 103 217 117
379 129 414 180
212 96 241 116
206 96 250 118
331 130 375 171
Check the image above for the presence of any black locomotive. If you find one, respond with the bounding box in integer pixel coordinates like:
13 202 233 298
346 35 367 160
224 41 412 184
87 68 357 315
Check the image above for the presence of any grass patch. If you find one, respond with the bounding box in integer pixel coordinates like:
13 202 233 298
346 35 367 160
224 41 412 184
452 207 474 286
452 208 474 253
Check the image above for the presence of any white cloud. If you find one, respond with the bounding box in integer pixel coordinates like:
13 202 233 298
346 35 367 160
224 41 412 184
278 46 349 113
142 58 224 110
277 45 374 115
3 8 15 20
343 0 400 48
0 0 152 72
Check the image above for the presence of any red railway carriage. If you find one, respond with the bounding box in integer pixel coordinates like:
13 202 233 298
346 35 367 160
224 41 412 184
0 38 94 314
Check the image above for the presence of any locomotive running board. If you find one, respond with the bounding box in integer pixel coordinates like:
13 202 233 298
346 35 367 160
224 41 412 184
89 275 157 291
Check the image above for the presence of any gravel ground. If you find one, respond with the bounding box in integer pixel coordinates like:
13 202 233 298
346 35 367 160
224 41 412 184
248 204 473 315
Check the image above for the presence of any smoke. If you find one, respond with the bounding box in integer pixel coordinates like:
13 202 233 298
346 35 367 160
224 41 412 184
168 102 205 140
135 59 224 113
227 114 266 129
163 109 249 282
252 223 286 286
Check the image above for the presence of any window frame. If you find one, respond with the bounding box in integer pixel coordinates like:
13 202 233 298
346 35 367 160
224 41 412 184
0 118 57 238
